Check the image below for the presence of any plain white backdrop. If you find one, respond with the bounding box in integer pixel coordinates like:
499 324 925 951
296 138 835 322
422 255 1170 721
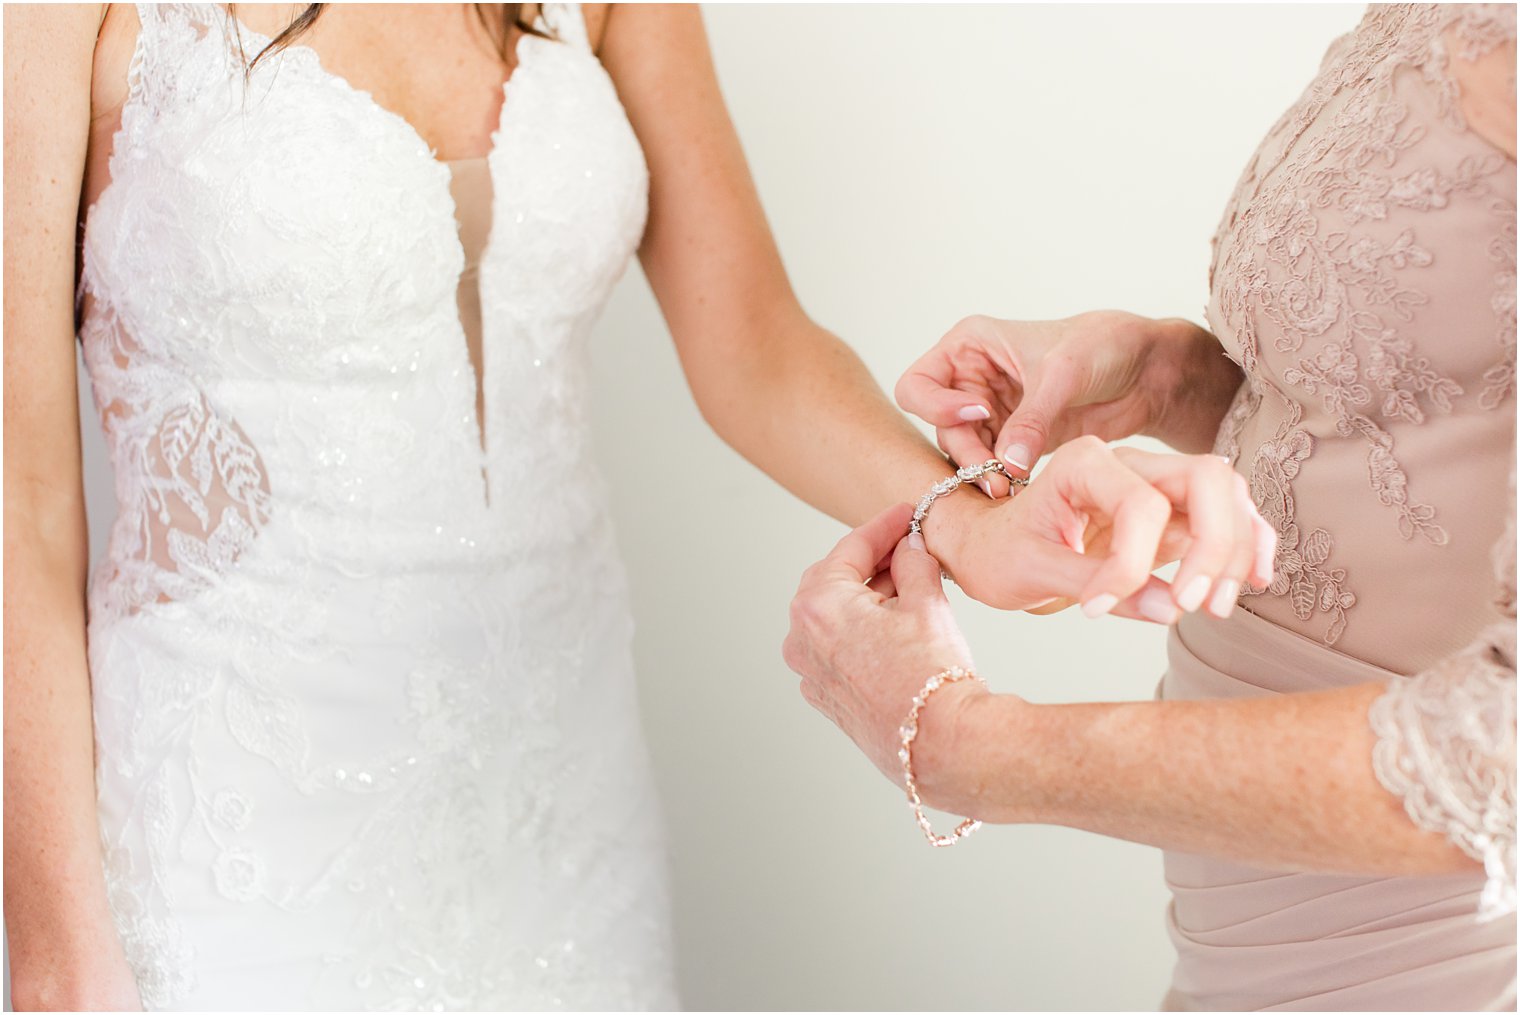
60 4 1364 1011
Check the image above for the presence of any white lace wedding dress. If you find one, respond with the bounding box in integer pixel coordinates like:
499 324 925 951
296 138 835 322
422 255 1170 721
79 4 676 1008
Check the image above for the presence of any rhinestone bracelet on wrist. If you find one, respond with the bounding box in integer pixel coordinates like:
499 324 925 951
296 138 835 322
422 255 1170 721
910 459 1027 538
911 460 1028 581
898 665 987 847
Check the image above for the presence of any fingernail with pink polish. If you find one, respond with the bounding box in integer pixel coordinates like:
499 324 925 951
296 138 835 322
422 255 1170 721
1002 444 1033 471
1207 580 1240 619
958 404 992 422
1081 593 1119 618
908 531 926 551
1138 585 1181 624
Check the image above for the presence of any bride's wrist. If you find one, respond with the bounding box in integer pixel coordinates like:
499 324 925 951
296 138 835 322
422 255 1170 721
916 482 989 580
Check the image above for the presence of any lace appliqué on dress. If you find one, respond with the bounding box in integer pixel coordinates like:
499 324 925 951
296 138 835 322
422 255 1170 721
1209 4 1517 644
82 3 673 1008
82 305 273 619
1370 627 1517 920
1369 456 1518 920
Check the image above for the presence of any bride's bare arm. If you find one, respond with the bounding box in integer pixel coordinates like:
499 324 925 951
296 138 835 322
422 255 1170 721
595 7 1275 620
4 6 141 1009
597 5 971 528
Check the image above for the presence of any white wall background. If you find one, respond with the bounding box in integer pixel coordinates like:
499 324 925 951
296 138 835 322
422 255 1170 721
61 4 1364 1011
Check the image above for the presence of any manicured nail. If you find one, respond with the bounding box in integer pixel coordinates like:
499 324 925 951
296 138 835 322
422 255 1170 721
1138 585 1181 625
958 404 992 422
1081 593 1119 618
908 531 926 551
978 479 994 498
1257 534 1276 586
1001 443 1033 471
1207 579 1240 619
1176 575 1211 612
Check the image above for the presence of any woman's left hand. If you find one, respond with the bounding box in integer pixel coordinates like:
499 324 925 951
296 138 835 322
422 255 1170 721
783 502 986 795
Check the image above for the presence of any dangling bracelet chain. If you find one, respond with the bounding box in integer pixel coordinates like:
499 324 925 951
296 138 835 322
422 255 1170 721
899 665 987 847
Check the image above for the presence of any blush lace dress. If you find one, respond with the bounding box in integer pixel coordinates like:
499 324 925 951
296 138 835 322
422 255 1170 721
1160 4 1517 1009
78 4 676 1009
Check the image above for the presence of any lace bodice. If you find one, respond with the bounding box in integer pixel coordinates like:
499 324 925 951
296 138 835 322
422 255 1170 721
79 4 675 1008
1205 4 1516 918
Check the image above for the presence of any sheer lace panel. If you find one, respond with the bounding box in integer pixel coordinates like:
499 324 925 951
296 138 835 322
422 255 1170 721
81 299 272 616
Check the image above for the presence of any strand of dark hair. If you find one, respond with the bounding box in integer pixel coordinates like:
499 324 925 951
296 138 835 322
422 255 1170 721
229 4 547 75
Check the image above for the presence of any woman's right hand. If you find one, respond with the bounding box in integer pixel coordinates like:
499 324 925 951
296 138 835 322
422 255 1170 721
929 437 1275 620
894 311 1243 495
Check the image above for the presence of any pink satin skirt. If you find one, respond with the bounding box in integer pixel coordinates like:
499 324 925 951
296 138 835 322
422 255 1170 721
1159 608 1517 1011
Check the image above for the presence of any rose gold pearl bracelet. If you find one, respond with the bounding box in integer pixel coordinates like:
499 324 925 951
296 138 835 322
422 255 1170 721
898 665 986 847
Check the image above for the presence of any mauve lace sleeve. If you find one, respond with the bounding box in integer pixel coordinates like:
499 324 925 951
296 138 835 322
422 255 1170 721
1370 453 1517 920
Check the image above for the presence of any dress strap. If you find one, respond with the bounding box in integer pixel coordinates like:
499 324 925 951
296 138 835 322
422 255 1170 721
543 3 590 51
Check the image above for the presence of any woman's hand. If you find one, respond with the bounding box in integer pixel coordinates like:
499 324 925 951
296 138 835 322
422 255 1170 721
926 438 1275 620
894 312 1244 494
784 503 986 800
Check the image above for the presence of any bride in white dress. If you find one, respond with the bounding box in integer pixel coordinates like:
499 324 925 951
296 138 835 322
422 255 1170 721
4 4 1271 1009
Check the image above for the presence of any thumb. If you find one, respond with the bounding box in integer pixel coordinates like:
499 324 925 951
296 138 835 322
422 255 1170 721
994 364 1083 475
890 533 948 604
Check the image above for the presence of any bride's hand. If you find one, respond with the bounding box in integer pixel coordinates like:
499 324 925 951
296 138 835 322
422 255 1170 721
894 312 1243 494
783 502 985 791
928 438 1275 620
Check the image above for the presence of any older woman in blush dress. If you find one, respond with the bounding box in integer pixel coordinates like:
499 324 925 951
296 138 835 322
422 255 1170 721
785 4 1516 1009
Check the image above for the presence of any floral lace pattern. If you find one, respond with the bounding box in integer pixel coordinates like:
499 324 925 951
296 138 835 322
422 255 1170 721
1244 412 1360 643
81 306 273 615
82 4 674 1008
1209 3 1516 920
1210 3 1516 645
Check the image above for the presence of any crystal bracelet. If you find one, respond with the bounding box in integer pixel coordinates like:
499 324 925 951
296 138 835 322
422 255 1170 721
909 459 1028 539
911 460 1028 583
899 665 987 847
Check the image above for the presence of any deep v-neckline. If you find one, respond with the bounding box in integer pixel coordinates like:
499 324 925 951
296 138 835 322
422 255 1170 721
221 4 547 171
219 5 559 501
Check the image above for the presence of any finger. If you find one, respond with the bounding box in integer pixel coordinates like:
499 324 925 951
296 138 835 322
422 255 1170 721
1109 575 1182 625
1112 450 1261 615
812 502 916 586
995 358 1084 475
938 425 1009 498
1170 457 1239 613
1201 474 1261 619
1026 596 1075 616
889 533 948 604
1044 439 1172 614
895 352 994 428
866 569 897 599
1020 543 1181 626
1237 472 1277 590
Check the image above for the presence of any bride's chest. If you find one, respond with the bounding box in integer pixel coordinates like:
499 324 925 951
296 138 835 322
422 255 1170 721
87 20 648 357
